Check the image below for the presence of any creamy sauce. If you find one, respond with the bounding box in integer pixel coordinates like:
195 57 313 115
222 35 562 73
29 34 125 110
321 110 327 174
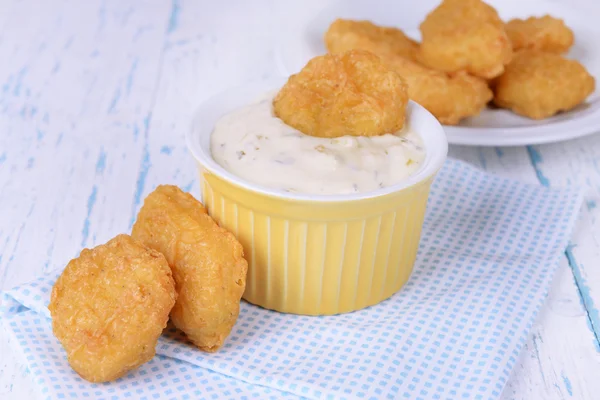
210 92 425 195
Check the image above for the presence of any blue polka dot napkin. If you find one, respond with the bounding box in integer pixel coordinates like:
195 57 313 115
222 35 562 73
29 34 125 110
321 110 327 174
1 159 583 400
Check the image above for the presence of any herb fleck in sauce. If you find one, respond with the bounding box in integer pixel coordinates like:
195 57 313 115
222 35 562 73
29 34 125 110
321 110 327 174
210 92 426 195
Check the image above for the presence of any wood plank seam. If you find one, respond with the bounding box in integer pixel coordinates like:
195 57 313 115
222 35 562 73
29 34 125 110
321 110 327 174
564 246 600 351
526 145 600 350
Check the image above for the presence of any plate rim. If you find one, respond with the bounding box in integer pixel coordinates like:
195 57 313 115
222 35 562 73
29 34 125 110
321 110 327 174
274 0 600 147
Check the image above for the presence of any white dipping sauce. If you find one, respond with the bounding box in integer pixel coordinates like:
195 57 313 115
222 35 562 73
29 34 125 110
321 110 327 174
210 92 425 195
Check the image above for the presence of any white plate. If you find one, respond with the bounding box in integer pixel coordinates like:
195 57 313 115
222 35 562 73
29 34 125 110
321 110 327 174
275 0 600 146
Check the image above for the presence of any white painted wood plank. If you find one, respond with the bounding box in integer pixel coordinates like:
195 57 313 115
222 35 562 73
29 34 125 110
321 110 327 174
0 0 170 288
132 0 283 206
0 332 37 400
523 137 600 344
502 257 600 400
449 146 542 181
0 0 170 398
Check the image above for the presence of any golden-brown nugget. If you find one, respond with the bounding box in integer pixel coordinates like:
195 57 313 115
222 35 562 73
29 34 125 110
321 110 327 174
386 57 493 125
323 24 492 124
49 234 176 383
324 19 419 61
493 50 595 119
505 15 574 54
419 0 512 79
273 50 408 138
131 185 247 352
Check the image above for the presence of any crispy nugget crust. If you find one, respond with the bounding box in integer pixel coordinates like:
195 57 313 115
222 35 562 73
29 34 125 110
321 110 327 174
273 50 408 138
323 21 491 125
49 234 176 383
325 19 419 61
493 50 595 119
419 0 512 79
505 15 574 54
131 185 248 352
386 57 492 125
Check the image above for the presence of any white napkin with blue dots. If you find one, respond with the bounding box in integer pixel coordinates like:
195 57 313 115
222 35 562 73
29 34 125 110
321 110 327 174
1 159 583 400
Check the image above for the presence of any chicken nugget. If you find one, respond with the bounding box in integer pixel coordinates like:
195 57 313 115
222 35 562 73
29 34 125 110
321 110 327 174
325 19 419 61
49 234 176 383
419 0 512 79
505 15 574 54
131 185 248 352
323 24 492 125
325 27 492 125
386 56 493 125
493 50 595 119
273 50 408 138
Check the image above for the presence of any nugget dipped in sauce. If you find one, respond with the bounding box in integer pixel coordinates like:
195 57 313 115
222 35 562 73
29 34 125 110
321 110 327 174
419 0 512 79
505 15 574 54
132 185 248 352
493 50 595 119
273 50 409 138
49 234 177 382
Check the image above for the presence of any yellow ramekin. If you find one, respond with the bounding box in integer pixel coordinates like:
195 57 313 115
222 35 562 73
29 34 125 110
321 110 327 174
187 78 447 316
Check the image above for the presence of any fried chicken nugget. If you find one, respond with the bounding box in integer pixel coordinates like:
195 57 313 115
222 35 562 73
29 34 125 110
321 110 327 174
323 23 492 125
49 234 176 383
386 57 493 125
273 50 408 138
131 185 247 352
493 50 595 119
419 0 512 79
324 19 419 61
505 15 574 54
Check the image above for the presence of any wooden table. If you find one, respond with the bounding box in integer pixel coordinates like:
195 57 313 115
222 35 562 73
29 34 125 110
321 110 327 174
1 1 599 398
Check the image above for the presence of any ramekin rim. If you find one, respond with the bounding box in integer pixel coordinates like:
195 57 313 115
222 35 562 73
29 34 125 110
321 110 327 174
186 77 448 203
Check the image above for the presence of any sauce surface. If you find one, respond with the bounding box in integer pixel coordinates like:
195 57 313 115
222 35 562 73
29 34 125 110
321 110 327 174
210 92 425 195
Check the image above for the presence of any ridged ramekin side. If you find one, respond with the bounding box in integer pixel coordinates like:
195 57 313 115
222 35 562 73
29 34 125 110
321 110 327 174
200 168 432 315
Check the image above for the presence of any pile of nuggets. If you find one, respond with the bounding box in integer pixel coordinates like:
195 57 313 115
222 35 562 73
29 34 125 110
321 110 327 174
312 0 596 125
49 185 248 382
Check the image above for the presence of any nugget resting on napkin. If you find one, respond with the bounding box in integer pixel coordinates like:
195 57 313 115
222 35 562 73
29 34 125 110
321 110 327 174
132 185 248 353
49 234 177 383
